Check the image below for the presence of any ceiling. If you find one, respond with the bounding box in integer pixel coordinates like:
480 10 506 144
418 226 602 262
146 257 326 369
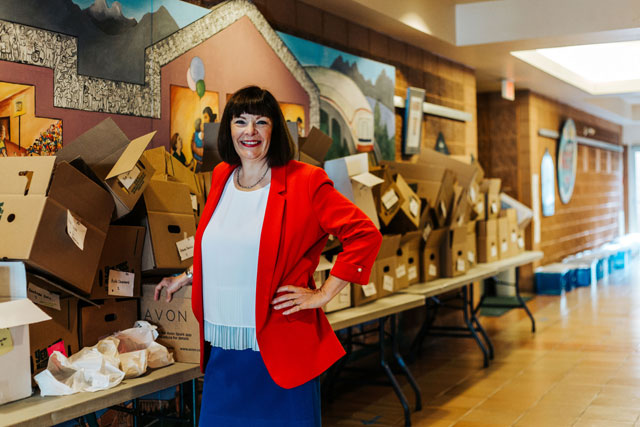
300 0 640 144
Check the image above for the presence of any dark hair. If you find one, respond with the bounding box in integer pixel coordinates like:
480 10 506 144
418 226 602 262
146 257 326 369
170 133 180 152
218 86 295 167
202 106 216 122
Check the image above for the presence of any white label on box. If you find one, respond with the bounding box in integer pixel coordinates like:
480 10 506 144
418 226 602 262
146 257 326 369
396 264 407 278
381 188 399 210
469 186 477 203
409 197 420 218
518 237 525 249
457 259 465 272
491 246 498 257
439 200 447 218
501 242 508 253
383 275 394 292
362 282 377 297
475 201 484 215
408 266 418 280
108 270 135 297
468 251 475 264
117 165 141 190
422 225 433 242
0 328 13 356
428 264 437 277
511 231 517 243
27 282 61 311
176 236 195 261
190 194 198 211
66 209 87 250
491 202 498 214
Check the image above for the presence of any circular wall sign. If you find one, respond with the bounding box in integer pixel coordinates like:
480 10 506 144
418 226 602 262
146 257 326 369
557 118 578 204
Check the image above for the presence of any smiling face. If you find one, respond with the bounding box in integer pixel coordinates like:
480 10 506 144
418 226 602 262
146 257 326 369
231 113 273 165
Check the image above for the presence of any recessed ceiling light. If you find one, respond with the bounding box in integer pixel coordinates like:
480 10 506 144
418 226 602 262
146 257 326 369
512 40 640 95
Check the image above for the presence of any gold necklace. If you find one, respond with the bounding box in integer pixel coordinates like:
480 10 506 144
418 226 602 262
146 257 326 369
236 165 269 189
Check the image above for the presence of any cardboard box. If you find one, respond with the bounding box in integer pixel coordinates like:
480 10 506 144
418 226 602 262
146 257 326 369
91 225 145 299
482 179 502 219
397 231 421 288
141 180 197 273
386 174 421 232
0 262 51 405
421 228 447 281
27 279 80 377
516 228 526 253
501 192 533 229
351 280 378 307
56 118 156 219
466 221 477 269
450 185 471 227
442 226 467 277
325 153 384 229
502 208 519 258
373 167 403 227
477 219 499 263
79 298 138 348
375 234 401 298
417 148 481 187
0 157 114 294
141 284 200 363
316 256 351 313
497 217 510 259
299 127 332 167
197 171 213 201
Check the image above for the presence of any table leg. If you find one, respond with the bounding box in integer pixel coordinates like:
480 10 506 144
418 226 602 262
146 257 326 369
390 314 422 412
515 266 536 332
468 284 495 360
380 316 412 426
461 286 490 368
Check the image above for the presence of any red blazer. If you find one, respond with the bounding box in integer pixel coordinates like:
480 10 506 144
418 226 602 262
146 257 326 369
192 160 382 388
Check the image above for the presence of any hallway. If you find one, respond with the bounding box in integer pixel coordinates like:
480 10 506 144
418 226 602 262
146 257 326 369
323 262 640 426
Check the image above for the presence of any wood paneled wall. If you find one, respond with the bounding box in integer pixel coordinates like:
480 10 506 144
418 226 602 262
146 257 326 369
185 0 477 159
478 91 625 289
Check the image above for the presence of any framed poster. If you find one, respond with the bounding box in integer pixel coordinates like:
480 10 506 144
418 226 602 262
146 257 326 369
541 149 555 216
403 87 425 155
557 119 578 204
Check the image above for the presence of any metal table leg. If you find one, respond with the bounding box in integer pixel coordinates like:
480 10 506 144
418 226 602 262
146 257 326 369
468 284 494 359
390 314 422 412
379 316 412 426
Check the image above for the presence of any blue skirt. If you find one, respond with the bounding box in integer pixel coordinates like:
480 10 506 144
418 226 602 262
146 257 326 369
199 346 322 426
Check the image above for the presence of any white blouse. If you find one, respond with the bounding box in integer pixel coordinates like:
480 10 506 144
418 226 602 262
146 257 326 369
201 171 270 351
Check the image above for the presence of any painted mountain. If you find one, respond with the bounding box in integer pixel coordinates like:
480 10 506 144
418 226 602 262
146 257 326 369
1 0 195 84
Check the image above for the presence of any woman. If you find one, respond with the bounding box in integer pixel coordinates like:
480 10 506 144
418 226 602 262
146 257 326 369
191 118 204 172
155 86 381 426
169 132 188 166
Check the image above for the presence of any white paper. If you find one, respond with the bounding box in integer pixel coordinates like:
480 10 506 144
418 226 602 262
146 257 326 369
381 188 399 210
408 266 418 280
176 236 195 261
469 186 477 203
351 172 384 188
491 246 498 257
383 275 394 292
190 194 198 211
28 282 61 311
468 251 475 264
518 237 525 249
422 225 433 242
108 270 135 297
362 282 377 297
395 264 406 278
439 200 447 218
491 202 498 214
428 264 437 277
501 242 508 253
475 201 484 215
66 210 87 251
457 259 465 272
117 166 140 190
409 197 420 218
511 231 517 243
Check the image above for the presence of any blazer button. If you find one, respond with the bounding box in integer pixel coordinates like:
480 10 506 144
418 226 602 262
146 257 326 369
357 267 362 272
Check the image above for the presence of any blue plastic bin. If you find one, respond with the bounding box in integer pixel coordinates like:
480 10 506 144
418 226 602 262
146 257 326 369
535 264 571 295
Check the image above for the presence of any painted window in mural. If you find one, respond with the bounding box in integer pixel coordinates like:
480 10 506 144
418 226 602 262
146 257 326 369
2 0 210 84
278 32 396 161
170 85 219 172
0 82 62 156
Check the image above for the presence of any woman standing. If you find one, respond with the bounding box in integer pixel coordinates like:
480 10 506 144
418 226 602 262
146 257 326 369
155 86 381 426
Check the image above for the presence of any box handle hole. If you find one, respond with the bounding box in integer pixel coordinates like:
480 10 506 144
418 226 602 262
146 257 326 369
168 225 181 234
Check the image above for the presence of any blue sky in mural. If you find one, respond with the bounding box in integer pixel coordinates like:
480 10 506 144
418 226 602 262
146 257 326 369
278 32 394 83
71 0 209 28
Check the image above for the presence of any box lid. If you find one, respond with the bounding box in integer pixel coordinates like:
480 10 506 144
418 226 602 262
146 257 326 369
106 131 156 179
0 156 56 196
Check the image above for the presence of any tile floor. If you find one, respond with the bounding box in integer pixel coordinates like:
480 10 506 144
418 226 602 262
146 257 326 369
322 262 640 426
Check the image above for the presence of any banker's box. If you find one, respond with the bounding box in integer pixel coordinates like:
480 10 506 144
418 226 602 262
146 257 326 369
27 276 80 378
375 234 401 298
395 231 421 289
55 117 156 219
442 226 467 277
0 262 50 406
497 217 510 259
79 298 138 348
421 228 447 281
91 225 145 299
482 179 502 219
141 284 200 363
501 209 519 258
477 219 499 263
466 221 478 269
316 256 350 313
0 157 114 294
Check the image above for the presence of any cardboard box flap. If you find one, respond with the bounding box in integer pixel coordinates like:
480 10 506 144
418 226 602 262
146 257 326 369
425 228 448 248
377 234 401 259
324 158 354 201
0 262 28 298
417 148 479 186
0 156 56 196
144 179 193 215
143 147 169 177
352 172 384 188
500 192 533 228
300 127 332 165
316 256 334 272
106 131 157 179
27 271 96 306
55 118 130 180
344 153 369 177
0 299 51 329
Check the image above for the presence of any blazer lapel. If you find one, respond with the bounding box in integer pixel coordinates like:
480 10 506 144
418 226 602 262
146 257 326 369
255 164 287 331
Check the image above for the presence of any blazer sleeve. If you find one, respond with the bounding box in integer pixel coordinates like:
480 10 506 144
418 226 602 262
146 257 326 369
307 167 382 285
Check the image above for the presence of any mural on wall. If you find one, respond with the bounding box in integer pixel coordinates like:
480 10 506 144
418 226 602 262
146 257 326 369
278 32 395 161
170 84 219 171
0 82 62 156
280 103 305 137
1 0 209 84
